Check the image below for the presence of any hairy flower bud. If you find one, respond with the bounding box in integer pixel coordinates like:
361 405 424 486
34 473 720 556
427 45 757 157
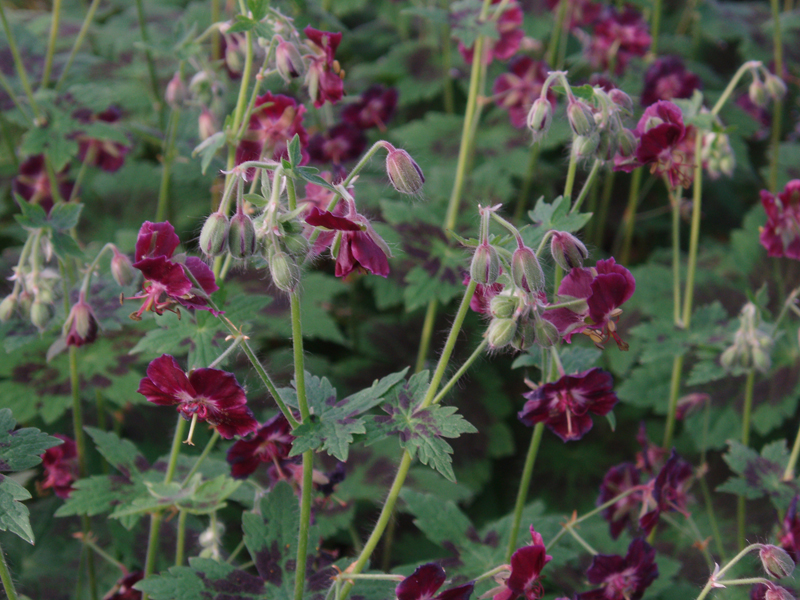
550 231 589 271
513 318 537 352
617 128 638 158
269 250 299 293
765 584 796 600
165 72 187 109
533 314 560 348
198 108 217 141
527 97 552 141
199 212 230 257
765 74 787 100
574 134 600 159
512 245 545 292
567 100 596 137
228 212 257 259
386 148 425 195
490 294 517 319
282 233 309 257
487 318 517 350
760 545 795 579
30 299 51 331
749 78 768 108
111 248 135 286
64 292 98 347
0 295 17 322
609 88 633 115
276 39 304 81
470 242 501 285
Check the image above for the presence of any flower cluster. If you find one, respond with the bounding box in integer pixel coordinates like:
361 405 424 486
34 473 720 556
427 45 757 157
576 538 659 600
493 57 555 129
581 5 650 75
760 180 800 261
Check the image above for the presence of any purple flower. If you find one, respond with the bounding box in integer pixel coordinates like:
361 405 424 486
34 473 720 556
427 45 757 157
780 496 800 564
751 582 797 600
518 368 619 442
104 571 144 600
545 0 601 28
40 434 79 499
137 354 258 440
64 291 99 347
308 123 367 166
12 155 74 214
639 450 693 534
489 527 552 600
305 204 391 278
304 26 344 107
598 462 643 539
457 0 524 65
342 85 399 131
227 413 295 479
493 57 556 129
127 221 219 319
584 6 650 75
640 56 702 107
576 538 658 600
74 107 131 172
463 272 503 314
396 563 474 600
760 180 800 260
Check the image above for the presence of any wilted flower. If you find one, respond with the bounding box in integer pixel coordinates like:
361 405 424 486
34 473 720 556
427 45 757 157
760 180 800 261
308 123 367 166
40 434 79 499
74 107 131 173
396 563 474 600
583 6 650 75
493 57 555 129
64 291 99 347
12 155 75 214
227 413 295 479
640 56 702 107
639 450 693 533
137 354 258 442
519 368 619 442
576 538 658 600
598 462 643 539
304 26 344 107
342 85 399 130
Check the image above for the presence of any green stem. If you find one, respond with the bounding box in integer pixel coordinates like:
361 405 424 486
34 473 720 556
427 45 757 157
514 146 541 222
0 539 19 600
0 70 32 124
651 0 663 55
562 145 579 204
156 109 180 222
0 2 39 119
710 61 762 116
55 0 103 91
768 99 783 194
505 422 545 561
175 510 187 567
547 0 568 66
681 132 704 327
592 171 615 247
40 0 63 89
698 475 726 561
618 167 643 265
211 0 221 61
694 544 763 600
230 31 254 137
414 299 438 374
134 0 162 119
294 450 313 600
662 354 684 450
670 184 683 326
737 370 755 550
571 160 602 215
565 524 598 555
81 535 128 573
226 540 246 564
783 418 800 481
68 347 88 477
181 430 220 486
431 339 488 405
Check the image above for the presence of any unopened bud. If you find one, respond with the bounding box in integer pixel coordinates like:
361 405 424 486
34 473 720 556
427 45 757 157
512 245 545 292
550 231 589 271
36 284 54 305
386 148 425 195
765 74 787 100
0 295 17 322
533 315 560 348
198 108 217 141
18 291 32 316
595 129 618 161
567 100 596 137
282 233 309 256
165 72 186 109
30 299 51 331
760 545 795 579
269 250 299 293
470 242 500 285
512 318 537 351
228 212 257 259
749 78 768 108
111 248 135 286
752 346 771 373
64 292 98 347
609 89 633 115
487 318 517 350
574 134 600 159
199 212 230 257
276 39 304 81
527 98 552 141
765 583 797 600
617 128 638 158
490 295 517 319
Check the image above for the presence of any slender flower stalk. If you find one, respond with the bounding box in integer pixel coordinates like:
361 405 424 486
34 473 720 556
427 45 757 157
506 422 545 560
431 339 489 405
0 539 19 600
175 510 187 567
0 2 40 120
55 0 103 91
737 370 756 550
571 159 603 214
40 0 63 89
181 430 220 486
784 421 800 481
619 167 643 265
156 108 181 222
694 544 766 600
768 0 783 193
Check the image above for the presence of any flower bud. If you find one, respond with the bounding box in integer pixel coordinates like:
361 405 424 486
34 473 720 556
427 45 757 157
30 299 51 331
199 212 230 257
282 233 309 257
165 72 186 109
567 100 596 137
527 98 552 141
765 583 796 600
595 129 618 162
111 248 135 286
533 315 560 348
386 148 425 196
18 291 32 316
276 39 304 81
490 294 517 319
36 284 54 305
749 78 768 108
470 242 500 285
269 250 299 293
765 74 787 100
198 108 217 141
511 318 536 351
0 295 17 322
550 231 589 271
64 292 98 347
228 212 257 259
609 89 633 115
760 545 795 579
486 318 517 350
512 245 545 292
574 134 600 159
617 128 638 158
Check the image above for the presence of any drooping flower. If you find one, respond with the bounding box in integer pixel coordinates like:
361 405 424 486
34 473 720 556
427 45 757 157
639 449 693 534
304 26 344 107
12 154 75 214
780 496 800 564
342 85 399 131
40 434 79 499
305 203 392 278
73 106 131 172
760 180 800 261
227 413 295 479
576 538 658 600
396 563 475 600
137 354 258 441
456 0 524 65
751 582 797 600
103 571 144 600
598 462 643 539
489 527 552 600
236 92 308 177
543 257 636 350
64 290 99 347
127 221 219 319
493 57 556 129
518 368 619 442
308 123 367 166
640 56 702 107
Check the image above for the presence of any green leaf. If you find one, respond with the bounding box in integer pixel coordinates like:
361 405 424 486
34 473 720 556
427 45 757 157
0 408 63 472
247 0 268 20
400 489 472 547
512 346 602 374
135 558 269 600
46 136 79 172
50 230 86 259
48 202 83 231
193 131 227 175
718 440 798 510
56 474 145 530
450 0 501 48
403 265 464 311
287 134 302 168
84 427 148 479
401 6 449 24
295 166 337 193
227 15 257 33
14 196 48 229
111 474 242 518
0 475 34 543
524 196 592 249
82 122 130 146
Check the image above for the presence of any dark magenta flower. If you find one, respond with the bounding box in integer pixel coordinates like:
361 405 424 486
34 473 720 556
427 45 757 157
583 6 650 75
518 368 619 442
780 496 800 564
576 538 658 600
74 107 131 172
493 57 555 129
396 563 474 600
342 85 399 131
137 354 258 441
127 221 219 319
105 571 144 600
598 462 643 539
639 450 693 534
760 180 800 260
544 258 635 350
545 0 601 28
308 123 367 166
220 30 248 79
488 527 551 600
305 203 391 278
634 422 667 475
304 26 344 107
64 290 99 347
751 582 796 600
40 434 79 499
226 413 295 479
457 0 524 65
236 92 308 176
12 155 75 214
463 272 503 314
640 56 702 107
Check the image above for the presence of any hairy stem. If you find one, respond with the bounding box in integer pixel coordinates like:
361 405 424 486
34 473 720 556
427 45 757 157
40 0 63 89
737 370 755 550
506 422 545 560
0 539 19 600
618 167 643 265
55 0 103 91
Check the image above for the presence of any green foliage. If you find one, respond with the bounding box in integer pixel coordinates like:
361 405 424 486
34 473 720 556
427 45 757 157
523 196 593 249
718 440 798 511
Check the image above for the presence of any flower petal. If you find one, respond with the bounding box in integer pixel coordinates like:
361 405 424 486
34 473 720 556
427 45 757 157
139 355 195 402
396 563 446 600
135 221 180 262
